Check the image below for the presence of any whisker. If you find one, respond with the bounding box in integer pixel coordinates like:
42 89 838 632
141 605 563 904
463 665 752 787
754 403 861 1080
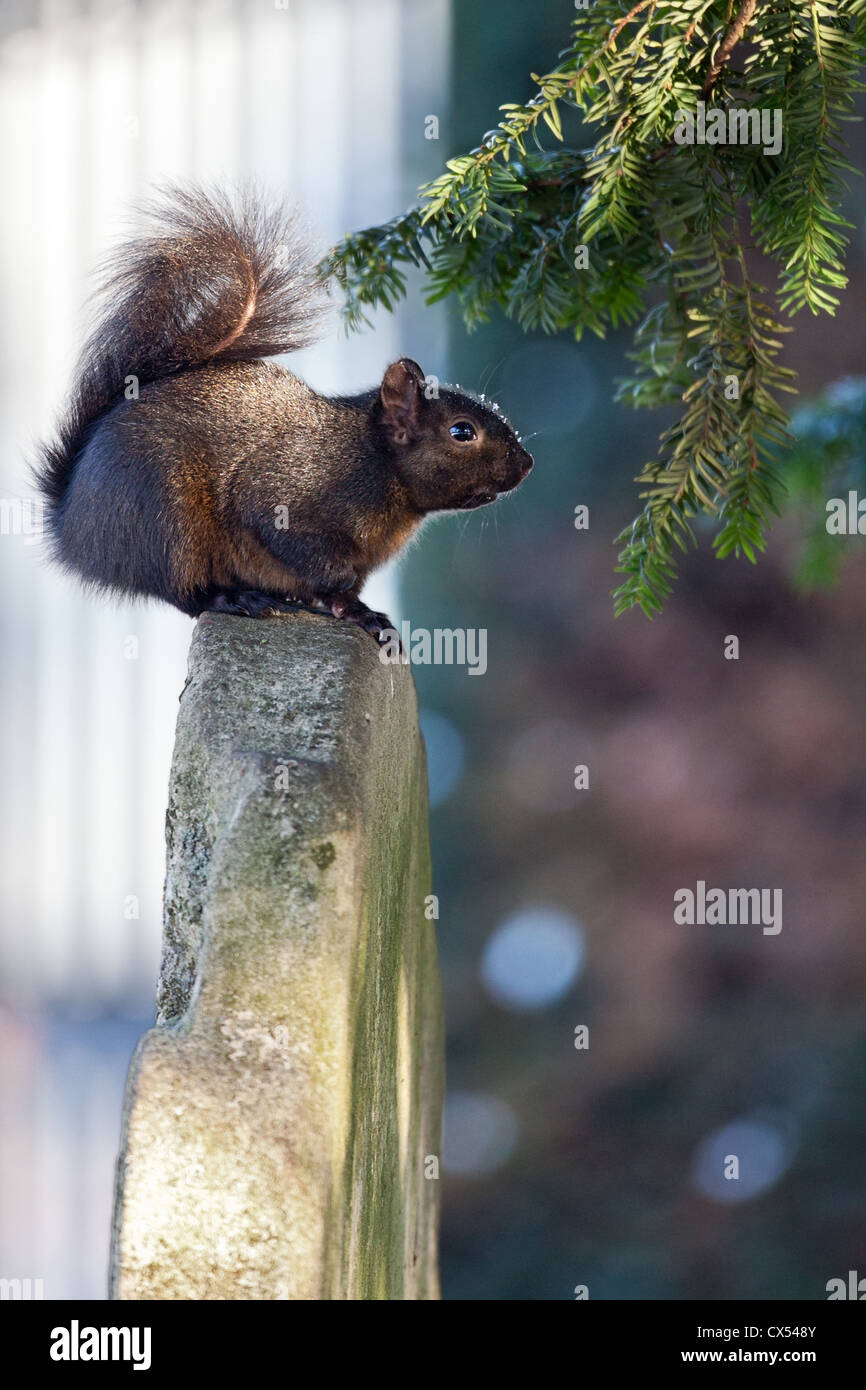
479 355 508 396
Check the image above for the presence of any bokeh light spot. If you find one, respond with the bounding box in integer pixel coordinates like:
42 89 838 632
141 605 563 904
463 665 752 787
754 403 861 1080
419 708 465 806
691 1116 796 1204
443 1091 519 1176
481 907 586 1010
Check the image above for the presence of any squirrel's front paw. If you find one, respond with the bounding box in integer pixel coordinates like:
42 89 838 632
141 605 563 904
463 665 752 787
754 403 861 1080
329 595 393 643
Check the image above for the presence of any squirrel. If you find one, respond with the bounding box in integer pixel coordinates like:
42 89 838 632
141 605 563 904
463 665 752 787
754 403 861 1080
36 185 533 640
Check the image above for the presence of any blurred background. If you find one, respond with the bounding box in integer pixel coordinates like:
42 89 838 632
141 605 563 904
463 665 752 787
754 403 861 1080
1 0 865 1300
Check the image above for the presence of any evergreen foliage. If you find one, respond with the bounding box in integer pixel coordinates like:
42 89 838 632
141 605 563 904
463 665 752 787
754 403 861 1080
322 2 866 615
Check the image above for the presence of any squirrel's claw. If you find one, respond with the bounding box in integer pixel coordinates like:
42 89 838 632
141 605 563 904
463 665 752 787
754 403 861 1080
329 595 394 644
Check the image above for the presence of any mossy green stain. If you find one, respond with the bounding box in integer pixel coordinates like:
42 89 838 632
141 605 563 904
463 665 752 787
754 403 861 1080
311 842 336 871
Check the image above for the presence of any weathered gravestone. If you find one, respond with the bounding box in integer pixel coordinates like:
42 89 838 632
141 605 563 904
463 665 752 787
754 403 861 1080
110 611 443 1299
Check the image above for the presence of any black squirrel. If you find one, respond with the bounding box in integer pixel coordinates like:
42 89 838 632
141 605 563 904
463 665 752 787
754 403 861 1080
36 186 533 639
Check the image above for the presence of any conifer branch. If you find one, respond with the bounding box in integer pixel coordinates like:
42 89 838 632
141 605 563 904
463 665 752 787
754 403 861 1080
323 1 866 615
700 0 760 97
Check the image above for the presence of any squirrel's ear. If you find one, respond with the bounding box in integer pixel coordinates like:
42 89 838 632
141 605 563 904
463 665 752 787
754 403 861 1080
380 359 424 443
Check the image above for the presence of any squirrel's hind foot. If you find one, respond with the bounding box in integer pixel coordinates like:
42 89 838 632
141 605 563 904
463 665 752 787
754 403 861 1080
201 588 302 619
198 587 395 646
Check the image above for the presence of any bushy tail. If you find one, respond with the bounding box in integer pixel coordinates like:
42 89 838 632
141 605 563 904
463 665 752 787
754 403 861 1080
36 184 326 510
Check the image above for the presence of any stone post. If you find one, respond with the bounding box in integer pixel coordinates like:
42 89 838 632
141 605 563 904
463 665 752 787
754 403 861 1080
110 611 443 1299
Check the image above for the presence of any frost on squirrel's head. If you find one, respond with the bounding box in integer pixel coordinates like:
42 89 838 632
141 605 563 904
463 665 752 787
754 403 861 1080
377 357 533 513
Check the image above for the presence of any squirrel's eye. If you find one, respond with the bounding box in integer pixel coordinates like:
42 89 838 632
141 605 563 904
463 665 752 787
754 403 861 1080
449 420 477 442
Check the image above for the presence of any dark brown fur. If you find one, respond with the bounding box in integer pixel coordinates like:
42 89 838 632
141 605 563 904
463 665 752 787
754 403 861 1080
36 186 533 638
